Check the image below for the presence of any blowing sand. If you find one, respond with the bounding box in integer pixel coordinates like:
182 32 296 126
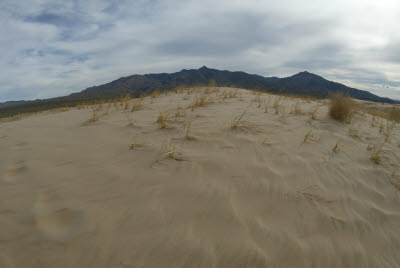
1 88 400 267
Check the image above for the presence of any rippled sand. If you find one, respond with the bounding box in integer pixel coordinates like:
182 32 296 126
1 88 399 267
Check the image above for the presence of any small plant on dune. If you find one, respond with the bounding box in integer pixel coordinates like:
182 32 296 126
370 141 385 164
291 101 303 115
126 114 135 127
175 105 185 118
157 143 183 162
273 97 281 114
379 120 384 133
231 111 248 130
310 107 319 120
370 115 377 127
332 139 342 152
384 120 395 142
130 98 143 112
304 129 314 142
88 108 99 123
264 104 269 113
253 93 262 103
257 97 265 108
124 101 130 111
391 172 400 191
348 125 360 138
129 139 142 149
184 120 194 140
157 112 169 128
367 143 375 151
151 90 160 99
280 106 287 121
329 93 354 123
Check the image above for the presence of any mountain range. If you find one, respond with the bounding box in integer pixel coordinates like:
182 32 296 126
0 66 398 117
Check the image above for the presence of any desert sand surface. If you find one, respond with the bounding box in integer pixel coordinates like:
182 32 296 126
1 87 400 267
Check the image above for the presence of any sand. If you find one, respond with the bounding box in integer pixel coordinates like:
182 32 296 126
1 88 400 267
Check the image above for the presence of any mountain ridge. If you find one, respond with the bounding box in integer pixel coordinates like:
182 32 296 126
0 66 398 117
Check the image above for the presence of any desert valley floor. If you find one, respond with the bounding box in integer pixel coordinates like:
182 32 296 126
1 88 400 267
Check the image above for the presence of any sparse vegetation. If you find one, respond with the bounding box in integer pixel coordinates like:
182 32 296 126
304 130 313 142
348 125 360 138
157 143 183 162
157 112 168 128
333 139 342 152
130 98 143 112
273 97 281 114
391 172 400 191
231 111 248 130
310 107 319 120
292 102 303 115
88 108 99 122
184 120 194 140
370 142 385 164
329 94 354 123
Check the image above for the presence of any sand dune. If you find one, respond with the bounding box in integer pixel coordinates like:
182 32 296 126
1 88 400 267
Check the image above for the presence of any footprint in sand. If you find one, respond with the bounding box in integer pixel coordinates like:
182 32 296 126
33 190 87 241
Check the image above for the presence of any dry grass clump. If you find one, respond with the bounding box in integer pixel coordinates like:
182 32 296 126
280 106 287 121
329 94 355 123
273 97 281 114
360 104 400 123
348 125 360 138
304 130 313 142
157 112 169 128
264 104 269 113
303 129 319 142
220 89 238 100
130 98 143 112
370 143 384 164
175 105 185 118
384 120 395 142
184 120 194 140
129 139 143 149
310 107 319 120
231 111 248 130
391 172 400 191
151 90 160 99
291 102 303 115
88 108 99 123
332 139 342 152
371 116 377 127
126 114 135 127
157 143 184 162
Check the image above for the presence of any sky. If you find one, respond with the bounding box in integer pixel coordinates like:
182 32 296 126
1 0 400 102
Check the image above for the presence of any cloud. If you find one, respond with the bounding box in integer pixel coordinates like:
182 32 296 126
0 0 400 101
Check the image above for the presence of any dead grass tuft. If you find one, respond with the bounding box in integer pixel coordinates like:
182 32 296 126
88 108 99 123
329 94 355 123
273 97 281 114
348 125 360 138
157 112 169 128
304 129 313 142
333 139 342 152
310 107 319 120
391 172 400 191
231 111 248 130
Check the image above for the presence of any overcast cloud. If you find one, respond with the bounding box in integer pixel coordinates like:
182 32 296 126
1 0 400 101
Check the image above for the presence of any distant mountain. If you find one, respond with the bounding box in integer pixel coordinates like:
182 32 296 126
0 66 398 117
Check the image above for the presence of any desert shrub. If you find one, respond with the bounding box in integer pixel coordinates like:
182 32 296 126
329 94 354 123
